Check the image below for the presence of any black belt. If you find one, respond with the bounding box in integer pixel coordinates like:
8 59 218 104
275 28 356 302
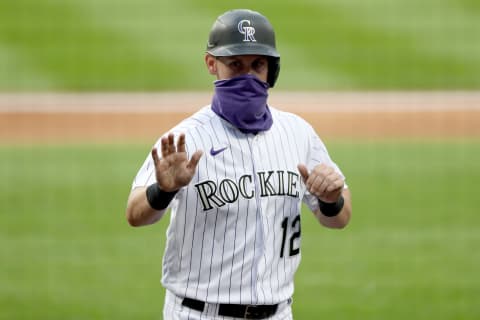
182 297 278 319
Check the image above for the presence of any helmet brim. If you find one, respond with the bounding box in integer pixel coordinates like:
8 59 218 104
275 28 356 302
207 43 280 58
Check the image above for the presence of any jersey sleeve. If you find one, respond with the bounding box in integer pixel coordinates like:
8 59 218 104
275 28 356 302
302 125 348 212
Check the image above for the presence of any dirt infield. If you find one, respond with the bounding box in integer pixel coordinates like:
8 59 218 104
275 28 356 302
1 92 479 143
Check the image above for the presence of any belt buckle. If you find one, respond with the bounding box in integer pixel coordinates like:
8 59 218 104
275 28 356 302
244 305 268 319
244 305 254 319
243 304 258 319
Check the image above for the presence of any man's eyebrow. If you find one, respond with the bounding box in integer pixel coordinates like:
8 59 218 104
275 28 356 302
218 57 238 63
220 56 236 60
252 57 267 65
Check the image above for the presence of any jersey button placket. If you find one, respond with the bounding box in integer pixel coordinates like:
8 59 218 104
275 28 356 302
247 134 267 303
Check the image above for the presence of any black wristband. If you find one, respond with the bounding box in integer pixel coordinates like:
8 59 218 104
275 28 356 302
146 183 178 210
318 195 345 217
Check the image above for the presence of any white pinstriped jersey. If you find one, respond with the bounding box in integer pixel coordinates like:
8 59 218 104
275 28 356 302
132 105 345 305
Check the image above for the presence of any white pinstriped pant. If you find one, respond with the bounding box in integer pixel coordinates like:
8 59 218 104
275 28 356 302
163 290 293 320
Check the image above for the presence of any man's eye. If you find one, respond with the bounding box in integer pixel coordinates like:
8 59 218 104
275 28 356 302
253 60 267 69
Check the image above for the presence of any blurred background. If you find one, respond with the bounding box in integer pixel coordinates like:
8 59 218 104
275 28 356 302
1 0 480 91
1 1 479 319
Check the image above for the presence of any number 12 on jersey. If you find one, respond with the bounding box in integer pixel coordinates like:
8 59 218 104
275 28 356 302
280 215 301 258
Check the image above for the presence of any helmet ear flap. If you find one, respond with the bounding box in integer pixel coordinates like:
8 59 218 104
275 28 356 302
267 57 280 88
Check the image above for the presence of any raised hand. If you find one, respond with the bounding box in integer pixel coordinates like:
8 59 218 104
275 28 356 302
151 133 203 192
297 163 344 203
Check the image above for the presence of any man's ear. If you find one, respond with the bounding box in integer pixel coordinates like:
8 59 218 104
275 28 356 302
205 54 217 75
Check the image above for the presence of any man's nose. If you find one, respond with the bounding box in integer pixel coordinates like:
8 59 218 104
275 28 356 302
241 67 252 75
245 67 257 76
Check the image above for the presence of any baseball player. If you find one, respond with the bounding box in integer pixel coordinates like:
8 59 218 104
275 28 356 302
126 9 352 320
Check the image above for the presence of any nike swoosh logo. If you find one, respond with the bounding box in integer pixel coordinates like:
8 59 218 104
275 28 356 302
210 146 228 156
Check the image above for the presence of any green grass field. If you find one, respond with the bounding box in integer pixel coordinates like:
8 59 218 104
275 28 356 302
1 0 480 90
1 140 479 319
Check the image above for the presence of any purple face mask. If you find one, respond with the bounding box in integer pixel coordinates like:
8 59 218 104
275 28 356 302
211 74 273 134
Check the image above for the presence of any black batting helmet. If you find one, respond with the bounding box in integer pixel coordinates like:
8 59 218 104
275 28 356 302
206 9 281 88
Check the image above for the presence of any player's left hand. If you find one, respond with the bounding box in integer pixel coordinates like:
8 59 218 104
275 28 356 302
298 163 344 203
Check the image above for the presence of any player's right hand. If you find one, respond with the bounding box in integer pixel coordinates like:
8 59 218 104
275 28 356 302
151 133 203 192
